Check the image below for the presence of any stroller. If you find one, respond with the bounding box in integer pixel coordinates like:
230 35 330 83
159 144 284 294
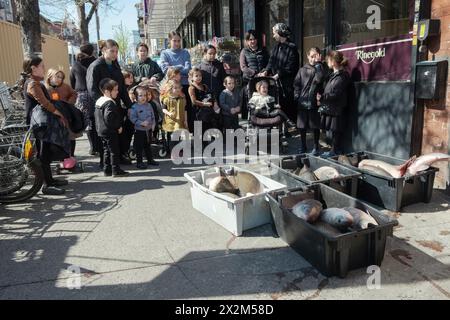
244 77 289 155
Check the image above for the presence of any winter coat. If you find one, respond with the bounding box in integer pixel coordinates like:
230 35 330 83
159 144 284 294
198 59 226 101
132 57 164 84
70 55 96 92
94 97 123 137
24 77 57 125
130 102 156 131
264 41 300 98
319 70 351 116
219 89 241 117
86 57 133 109
294 63 325 110
248 93 276 114
240 47 269 83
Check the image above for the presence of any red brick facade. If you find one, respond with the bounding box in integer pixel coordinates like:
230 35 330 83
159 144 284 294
422 0 450 189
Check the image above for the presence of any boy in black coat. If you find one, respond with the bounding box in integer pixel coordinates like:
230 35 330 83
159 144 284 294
94 79 129 177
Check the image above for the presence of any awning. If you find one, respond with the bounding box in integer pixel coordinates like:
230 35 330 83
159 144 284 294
145 0 189 39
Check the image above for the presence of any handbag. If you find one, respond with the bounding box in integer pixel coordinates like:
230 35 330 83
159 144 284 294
318 103 339 116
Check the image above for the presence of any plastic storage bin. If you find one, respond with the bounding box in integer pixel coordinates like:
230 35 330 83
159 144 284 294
268 154 361 197
184 166 286 236
329 151 439 211
268 184 398 278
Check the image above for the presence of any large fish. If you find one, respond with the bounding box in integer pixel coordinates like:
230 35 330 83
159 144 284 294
224 168 264 196
292 199 323 223
338 155 352 166
320 208 354 231
314 166 340 180
312 221 342 237
358 156 416 178
407 153 450 176
208 176 239 195
343 207 378 230
294 164 318 182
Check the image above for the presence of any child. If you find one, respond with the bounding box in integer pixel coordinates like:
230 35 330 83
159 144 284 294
219 76 241 130
45 69 80 158
161 80 187 152
122 71 135 89
130 86 159 169
248 80 296 129
159 67 183 97
188 67 221 133
94 78 129 177
128 86 137 103
198 45 226 102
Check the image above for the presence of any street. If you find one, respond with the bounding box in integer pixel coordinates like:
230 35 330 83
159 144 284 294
1 136 450 300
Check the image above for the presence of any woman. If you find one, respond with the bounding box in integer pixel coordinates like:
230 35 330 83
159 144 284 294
317 50 350 158
23 55 69 195
261 23 300 126
70 43 98 156
159 31 193 132
240 30 269 119
294 47 325 156
86 39 133 166
132 42 163 86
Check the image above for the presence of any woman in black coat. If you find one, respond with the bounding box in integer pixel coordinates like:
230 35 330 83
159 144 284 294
317 50 351 158
294 47 325 155
86 39 133 166
239 30 269 119
261 23 300 124
70 43 97 155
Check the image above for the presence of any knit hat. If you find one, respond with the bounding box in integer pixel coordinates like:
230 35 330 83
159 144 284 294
274 23 291 38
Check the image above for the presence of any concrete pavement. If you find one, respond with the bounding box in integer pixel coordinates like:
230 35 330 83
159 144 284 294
1 136 450 300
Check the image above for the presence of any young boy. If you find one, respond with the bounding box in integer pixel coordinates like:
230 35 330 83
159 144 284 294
219 76 241 130
130 86 159 169
248 80 296 129
94 78 129 177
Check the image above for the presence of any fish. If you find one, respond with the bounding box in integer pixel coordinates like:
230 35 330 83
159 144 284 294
359 165 392 177
348 155 360 167
314 166 340 180
224 168 264 196
320 208 354 231
208 176 239 195
343 207 379 230
407 153 450 176
294 164 318 182
358 156 416 178
312 221 343 237
291 199 323 223
338 155 353 166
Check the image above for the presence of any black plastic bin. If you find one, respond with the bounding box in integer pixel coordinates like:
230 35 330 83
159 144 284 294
268 184 398 278
268 154 361 197
329 151 439 212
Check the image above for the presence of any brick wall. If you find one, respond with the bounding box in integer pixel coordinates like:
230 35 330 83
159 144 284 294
422 0 450 190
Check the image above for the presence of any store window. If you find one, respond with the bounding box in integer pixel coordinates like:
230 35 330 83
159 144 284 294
231 0 241 38
263 0 289 50
219 0 231 37
337 0 412 46
206 9 213 40
303 0 326 62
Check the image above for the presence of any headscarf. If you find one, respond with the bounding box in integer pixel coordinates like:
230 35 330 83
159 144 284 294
273 23 291 38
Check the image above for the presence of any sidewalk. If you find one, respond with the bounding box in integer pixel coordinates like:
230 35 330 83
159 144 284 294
0 137 449 300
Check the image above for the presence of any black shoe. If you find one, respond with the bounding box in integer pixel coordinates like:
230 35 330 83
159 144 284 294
89 149 96 156
147 159 159 166
104 170 112 177
120 156 132 165
42 186 65 195
48 179 69 187
113 169 129 177
136 163 148 169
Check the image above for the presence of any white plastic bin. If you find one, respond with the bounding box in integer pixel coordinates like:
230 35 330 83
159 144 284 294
184 166 286 236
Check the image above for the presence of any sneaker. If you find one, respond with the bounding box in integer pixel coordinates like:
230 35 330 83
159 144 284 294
42 186 65 195
321 151 337 159
310 148 321 157
48 179 69 187
136 163 148 169
147 159 159 166
113 169 129 177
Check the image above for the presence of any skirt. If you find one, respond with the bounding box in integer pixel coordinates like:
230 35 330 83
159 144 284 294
320 114 343 132
297 109 320 130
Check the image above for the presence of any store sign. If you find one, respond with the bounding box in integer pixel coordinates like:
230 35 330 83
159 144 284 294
338 34 412 81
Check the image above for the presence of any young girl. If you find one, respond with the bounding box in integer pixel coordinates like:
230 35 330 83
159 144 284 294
188 67 221 133
45 69 79 157
219 76 241 130
161 80 187 152
130 86 158 169
159 67 182 97
94 78 128 177
122 71 135 90
198 45 226 102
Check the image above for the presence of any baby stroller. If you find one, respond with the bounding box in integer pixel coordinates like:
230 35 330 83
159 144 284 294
245 77 289 155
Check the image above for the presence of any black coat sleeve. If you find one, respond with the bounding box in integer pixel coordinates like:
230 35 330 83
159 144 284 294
293 69 303 100
323 74 350 103
278 46 300 79
86 64 102 102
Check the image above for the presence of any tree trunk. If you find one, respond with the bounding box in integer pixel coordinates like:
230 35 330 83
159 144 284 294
14 0 42 56
77 3 90 45
95 7 100 42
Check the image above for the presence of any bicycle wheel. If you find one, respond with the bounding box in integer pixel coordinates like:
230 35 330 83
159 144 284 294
0 159 44 204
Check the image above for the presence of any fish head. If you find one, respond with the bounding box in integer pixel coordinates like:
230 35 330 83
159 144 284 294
332 211 354 228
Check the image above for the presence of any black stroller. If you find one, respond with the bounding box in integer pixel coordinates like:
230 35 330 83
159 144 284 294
244 77 289 155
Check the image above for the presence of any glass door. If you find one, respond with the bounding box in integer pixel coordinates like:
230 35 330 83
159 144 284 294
302 0 327 63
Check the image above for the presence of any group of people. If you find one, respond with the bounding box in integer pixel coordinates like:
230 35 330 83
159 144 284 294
21 22 351 197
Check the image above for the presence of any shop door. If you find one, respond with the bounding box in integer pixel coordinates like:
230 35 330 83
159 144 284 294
256 0 290 51
302 0 327 64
